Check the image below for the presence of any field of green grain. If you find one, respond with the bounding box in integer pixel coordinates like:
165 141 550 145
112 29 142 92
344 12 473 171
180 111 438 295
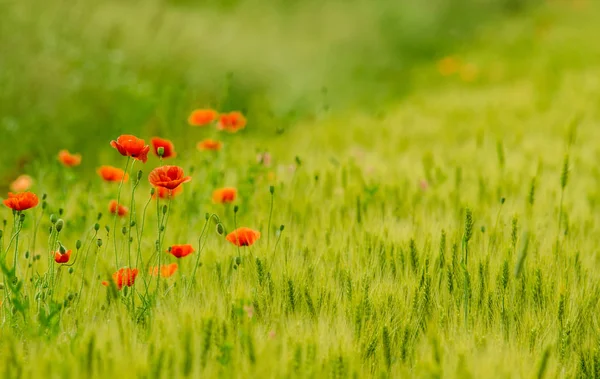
2 0 600 377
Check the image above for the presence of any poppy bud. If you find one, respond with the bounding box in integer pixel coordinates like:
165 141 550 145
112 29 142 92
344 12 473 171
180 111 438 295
50 214 57 224
59 208 64 216
94 223 100 231
137 170 143 181
76 240 82 250
269 185 275 195
235 256 241 265
501 197 506 204
25 251 29 259
280 225 285 231
55 219 64 232
42 201 47 209
105 225 110 233
295 156 302 166
35 254 41 260
130 220 136 227
68 267 74 275
19 213 26 222
97 238 103 247
160 226 165 232
42 193 47 200
59 243 67 254
216 223 224 235
162 205 168 215
67 293 74 301
48 226 53 233
150 188 155 196
122 226 127 235
97 212 103 221
234 205 239 213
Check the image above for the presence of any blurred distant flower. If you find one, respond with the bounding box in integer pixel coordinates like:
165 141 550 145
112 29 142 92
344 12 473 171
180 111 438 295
419 179 429 191
151 137 177 159
437 56 461 76
243 305 254 319
226 227 260 247
54 249 72 264
197 139 223 151
268 330 276 339
153 185 183 200
148 165 192 190
3 192 39 211
256 152 272 167
149 263 178 277
188 109 218 127
212 187 237 204
459 63 479 82
167 244 195 258
217 111 247 133
58 150 82 167
10 174 33 192
98 165 129 182
109 200 128 217
110 134 149 163
102 267 139 290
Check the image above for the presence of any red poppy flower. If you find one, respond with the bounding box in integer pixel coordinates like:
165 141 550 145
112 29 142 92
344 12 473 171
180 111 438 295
110 135 150 163
3 192 39 211
54 250 72 264
197 139 222 151
10 175 33 192
102 267 139 290
153 185 183 200
188 109 218 126
58 150 82 167
212 187 237 203
149 263 178 277
167 244 195 258
98 166 129 182
148 166 191 190
109 200 128 217
151 137 177 159
217 111 247 133
226 227 260 247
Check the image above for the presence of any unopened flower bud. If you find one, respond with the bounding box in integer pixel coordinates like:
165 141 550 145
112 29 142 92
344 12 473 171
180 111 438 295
68 267 74 274
94 223 100 231
97 212 103 221
150 188 155 196
137 170 143 181
55 219 64 232
76 240 82 250
42 201 47 209
105 225 110 233
122 226 127 235
280 224 285 231
50 214 57 224
162 205 168 215
42 193 47 200
216 223 224 235
233 205 239 213
59 208 64 216
25 251 30 259
269 185 275 195
130 220 136 227
97 238 103 247
59 243 67 254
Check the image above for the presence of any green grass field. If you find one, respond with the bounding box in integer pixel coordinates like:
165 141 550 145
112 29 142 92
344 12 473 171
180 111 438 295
2 0 600 377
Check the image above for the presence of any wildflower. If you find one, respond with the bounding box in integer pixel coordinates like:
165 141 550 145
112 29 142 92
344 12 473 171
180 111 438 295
151 137 177 159
148 166 191 190
256 152 272 167
437 56 460 76
110 134 150 163
109 200 128 217
98 166 129 182
212 187 237 204
10 175 33 192
167 244 195 258
197 139 222 151
149 263 178 277
243 305 254 319
102 267 139 290
188 109 218 126
54 249 72 264
153 185 183 200
217 111 247 133
268 330 277 339
58 150 82 167
3 192 39 211
226 227 260 247
419 179 429 191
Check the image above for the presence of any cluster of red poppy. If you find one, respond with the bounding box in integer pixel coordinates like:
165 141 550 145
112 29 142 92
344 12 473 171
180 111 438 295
3 109 261 291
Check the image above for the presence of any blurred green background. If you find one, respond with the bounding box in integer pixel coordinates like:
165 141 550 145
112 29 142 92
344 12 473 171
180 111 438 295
0 0 587 182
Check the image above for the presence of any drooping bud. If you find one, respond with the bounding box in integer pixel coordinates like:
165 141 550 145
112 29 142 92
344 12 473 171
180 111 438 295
76 240 82 250
55 219 64 232
59 243 67 254
216 223 224 235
